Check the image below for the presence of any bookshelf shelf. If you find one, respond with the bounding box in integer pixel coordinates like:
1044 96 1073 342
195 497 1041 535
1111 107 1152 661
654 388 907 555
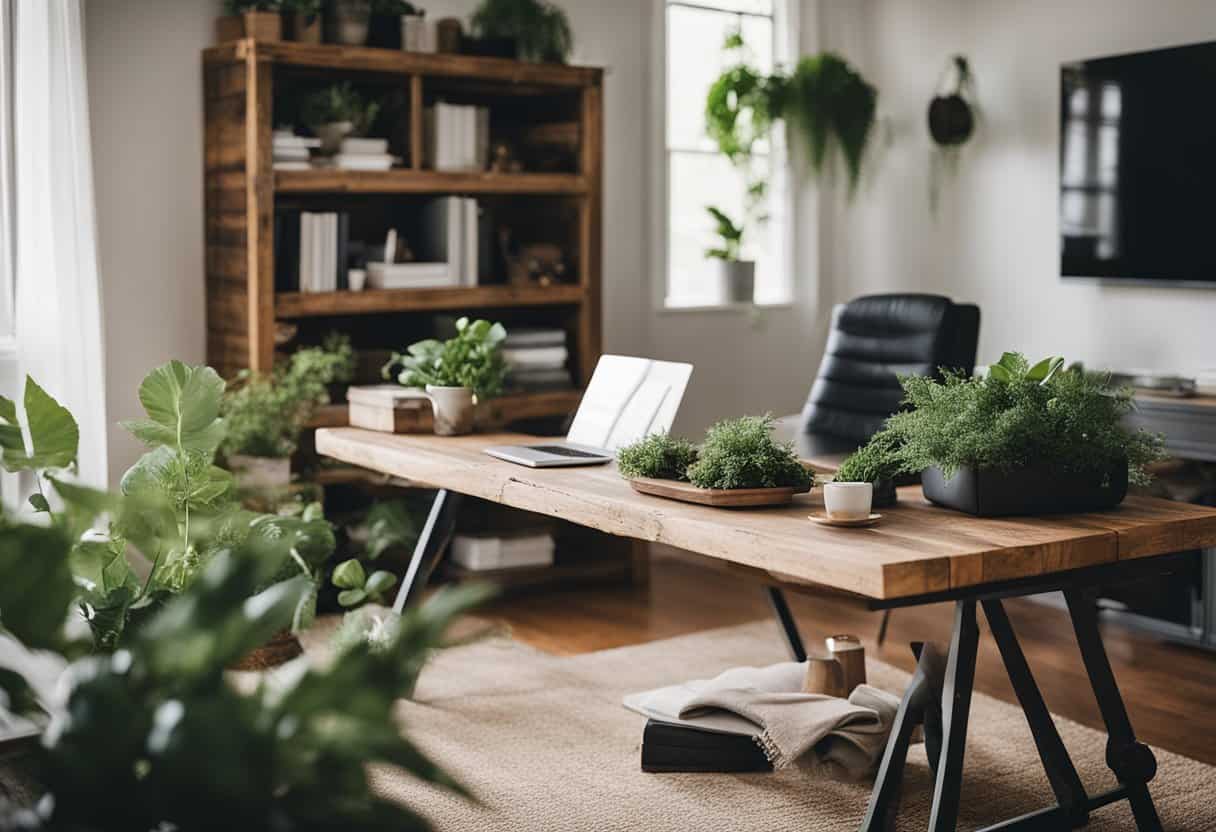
303 389 583 430
274 169 588 195
276 284 586 318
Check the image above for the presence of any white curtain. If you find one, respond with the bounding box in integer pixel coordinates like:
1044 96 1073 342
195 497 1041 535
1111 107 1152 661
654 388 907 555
12 0 107 488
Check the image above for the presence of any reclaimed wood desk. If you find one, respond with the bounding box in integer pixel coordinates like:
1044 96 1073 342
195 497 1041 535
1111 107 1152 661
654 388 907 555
317 428 1216 832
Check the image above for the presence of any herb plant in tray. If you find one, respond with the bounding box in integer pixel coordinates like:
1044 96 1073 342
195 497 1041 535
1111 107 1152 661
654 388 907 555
840 352 1166 516
382 317 508 436
617 415 812 508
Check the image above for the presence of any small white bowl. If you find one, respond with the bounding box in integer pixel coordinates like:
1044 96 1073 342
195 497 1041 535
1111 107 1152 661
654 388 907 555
824 481 873 521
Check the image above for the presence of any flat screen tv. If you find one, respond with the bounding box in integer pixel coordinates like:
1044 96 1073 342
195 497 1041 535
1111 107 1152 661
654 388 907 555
1060 40 1216 286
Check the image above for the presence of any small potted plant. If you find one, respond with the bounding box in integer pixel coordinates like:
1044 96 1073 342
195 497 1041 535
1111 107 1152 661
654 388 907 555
843 352 1166 516
331 0 372 45
216 0 283 43
468 0 572 63
222 338 357 488
832 429 903 508
302 82 381 154
282 0 323 42
704 206 754 304
382 317 508 436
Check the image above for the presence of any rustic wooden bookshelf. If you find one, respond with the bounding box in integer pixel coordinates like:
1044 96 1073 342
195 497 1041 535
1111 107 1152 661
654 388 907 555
201 39 603 429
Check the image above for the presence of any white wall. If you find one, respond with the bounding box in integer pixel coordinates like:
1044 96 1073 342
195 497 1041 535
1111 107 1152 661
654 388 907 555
817 0 1216 374
86 0 222 485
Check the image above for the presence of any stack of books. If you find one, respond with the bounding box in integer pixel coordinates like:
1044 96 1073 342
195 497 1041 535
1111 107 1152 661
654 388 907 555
502 328 572 391
272 131 319 171
426 102 490 171
297 211 350 293
330 137 395 171
368 197 480 290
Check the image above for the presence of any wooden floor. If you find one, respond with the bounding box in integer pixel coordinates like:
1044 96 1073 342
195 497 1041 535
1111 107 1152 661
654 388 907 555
481 545 1216 766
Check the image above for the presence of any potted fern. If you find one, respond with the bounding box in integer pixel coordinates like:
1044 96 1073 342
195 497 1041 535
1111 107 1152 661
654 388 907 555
302 82 381 154
469 0 573 63
704 206 754 304
216 0 283 43
382 317 509 436
839 353 1166 516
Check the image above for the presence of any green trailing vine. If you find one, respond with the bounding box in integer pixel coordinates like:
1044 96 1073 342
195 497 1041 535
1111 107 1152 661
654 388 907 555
837 352 1166 487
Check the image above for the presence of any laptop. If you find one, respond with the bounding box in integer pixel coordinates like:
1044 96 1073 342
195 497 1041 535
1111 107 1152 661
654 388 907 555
483 355 693 468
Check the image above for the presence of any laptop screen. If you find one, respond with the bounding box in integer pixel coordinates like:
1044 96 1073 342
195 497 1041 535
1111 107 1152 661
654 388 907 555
565 356 693 451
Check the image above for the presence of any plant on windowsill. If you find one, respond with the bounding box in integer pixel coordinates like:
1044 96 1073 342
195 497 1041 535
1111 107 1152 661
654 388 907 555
216 0 283 43
221 334 356 489
706 32 878 195
382 317 509 436
704 205 755 304
302 82 382 154
469 0 573 63
839 352 1167 516
0 515 489 830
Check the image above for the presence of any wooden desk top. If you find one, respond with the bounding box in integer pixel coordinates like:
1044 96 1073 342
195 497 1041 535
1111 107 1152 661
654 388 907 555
316 428 1216 601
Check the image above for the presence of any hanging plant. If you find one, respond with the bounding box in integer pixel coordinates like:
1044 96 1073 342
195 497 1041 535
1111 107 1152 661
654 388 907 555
705 49 878 194
927 55 978 213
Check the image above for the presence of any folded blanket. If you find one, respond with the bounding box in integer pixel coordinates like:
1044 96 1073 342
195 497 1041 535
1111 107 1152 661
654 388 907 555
623 661 901 775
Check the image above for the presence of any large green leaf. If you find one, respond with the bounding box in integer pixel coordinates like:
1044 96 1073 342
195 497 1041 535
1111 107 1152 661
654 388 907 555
0 377 80 473
69 537 137 598
365 499 421 560
0 524 75 650
121 361 226 454
121 445 232 509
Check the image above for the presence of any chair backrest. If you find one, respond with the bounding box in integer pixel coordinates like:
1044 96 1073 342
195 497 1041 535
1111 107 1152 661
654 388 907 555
798 294 980 451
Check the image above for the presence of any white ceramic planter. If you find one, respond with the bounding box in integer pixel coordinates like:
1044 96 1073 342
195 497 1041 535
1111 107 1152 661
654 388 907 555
314 121 354 155
823 481 873 521
712 260 755 304
425 385 476 436
228 454 292 489
335 16 369 45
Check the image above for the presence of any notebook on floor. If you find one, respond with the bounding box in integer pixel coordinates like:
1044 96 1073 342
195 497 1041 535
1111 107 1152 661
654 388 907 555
483 355 693 468
640 719 772 773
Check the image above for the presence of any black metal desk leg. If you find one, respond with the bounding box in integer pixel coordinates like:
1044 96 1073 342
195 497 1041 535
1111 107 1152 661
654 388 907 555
928 600 980 832
1064 590 1162 832
983 599 1089 826
392 489 462 614
765 586 807 661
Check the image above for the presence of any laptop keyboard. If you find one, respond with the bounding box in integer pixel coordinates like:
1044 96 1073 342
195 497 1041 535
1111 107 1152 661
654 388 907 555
528 445 606 458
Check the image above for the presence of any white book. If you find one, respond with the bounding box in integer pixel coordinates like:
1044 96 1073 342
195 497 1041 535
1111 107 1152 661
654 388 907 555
299 213 312 293
312 212 324 293
367 262 458 290
463 198 478 286
434 103 453 170
339 137 390 155
273 133 321 149
451 533 555 571
503 346 569 368
327 213 338 291
274 160 311 171
447 195 463 282
273 146 311 161
334 154 394 171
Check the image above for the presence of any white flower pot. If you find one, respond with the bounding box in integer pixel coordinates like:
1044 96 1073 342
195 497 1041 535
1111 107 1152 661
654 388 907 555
425 385 476 436
314 121 354 155
712 260 755 304
228 454 292 489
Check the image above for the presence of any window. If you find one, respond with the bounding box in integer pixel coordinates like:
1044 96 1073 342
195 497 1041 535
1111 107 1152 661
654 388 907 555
661 0 791 308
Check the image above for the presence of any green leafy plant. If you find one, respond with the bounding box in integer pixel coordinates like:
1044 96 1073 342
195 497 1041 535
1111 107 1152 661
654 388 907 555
616 433 698 481
364 497 423 560
222 336 356 459
302 82 381 133
0 376 81 513
686 414 813 490
706 46 878 193
0 523 491 830
834 429 904 484
844 352 1166 487
470 0 573 63
332 558 399 608
382 317 508 398
704 206 745 261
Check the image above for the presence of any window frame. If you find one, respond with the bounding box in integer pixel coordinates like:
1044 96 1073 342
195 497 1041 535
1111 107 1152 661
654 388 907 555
649 0 795 312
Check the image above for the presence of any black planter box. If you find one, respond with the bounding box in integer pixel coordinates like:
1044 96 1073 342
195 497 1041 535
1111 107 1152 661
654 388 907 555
921 462 1128 517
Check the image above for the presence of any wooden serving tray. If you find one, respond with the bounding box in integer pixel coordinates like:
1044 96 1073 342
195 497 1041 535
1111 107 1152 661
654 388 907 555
628 477 811 508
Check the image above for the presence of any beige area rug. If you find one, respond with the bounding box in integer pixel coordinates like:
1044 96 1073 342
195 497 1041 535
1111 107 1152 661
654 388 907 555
370 620 1216 832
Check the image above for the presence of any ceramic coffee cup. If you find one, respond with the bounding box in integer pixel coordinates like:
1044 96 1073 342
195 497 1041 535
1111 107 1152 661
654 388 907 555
823 481 873 520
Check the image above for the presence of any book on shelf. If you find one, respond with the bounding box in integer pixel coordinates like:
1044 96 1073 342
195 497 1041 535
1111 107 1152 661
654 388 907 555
502 328 573 391
427 102 490 171
290 211 349 294
504 328 568 348
450 531 556 571
502 346 569 368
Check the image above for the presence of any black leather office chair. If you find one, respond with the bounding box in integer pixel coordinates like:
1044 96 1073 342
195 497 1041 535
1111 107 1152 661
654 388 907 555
797 293 980 458
769 294 980 656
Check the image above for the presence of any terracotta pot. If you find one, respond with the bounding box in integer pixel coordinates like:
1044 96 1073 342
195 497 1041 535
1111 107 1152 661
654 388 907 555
425 385 476 436
286 12 322 43
228 454 292 489
215 11 282 43
229 629 303 671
